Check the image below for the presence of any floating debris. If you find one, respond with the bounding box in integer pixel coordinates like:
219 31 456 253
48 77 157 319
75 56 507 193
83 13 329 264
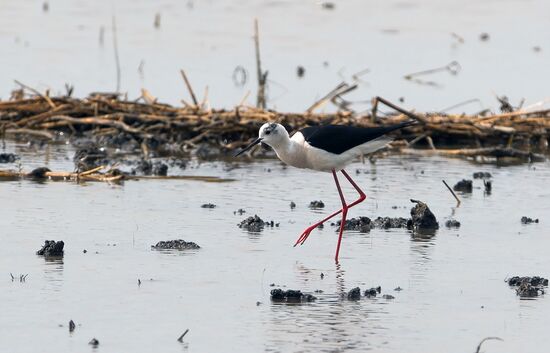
521 216 539 224
270 289 316 302
479 32 490 41
290 201 296 209
151 239 200 250
89 338 99 347
445 219 461 228
484 180 492 193
347 287 361 300
201 203 216 208
69 320 76 332
36 240 64 257
233 208 246 215
177 329 189 342
309 200 325 209
296 66 305 78
453 179 473 193
409 200 439 230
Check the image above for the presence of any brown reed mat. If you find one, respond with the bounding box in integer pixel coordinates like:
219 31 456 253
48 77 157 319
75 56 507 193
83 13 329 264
1 92 549 158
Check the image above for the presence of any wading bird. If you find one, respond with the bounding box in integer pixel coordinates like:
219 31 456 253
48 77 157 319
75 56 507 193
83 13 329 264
236 97 421 262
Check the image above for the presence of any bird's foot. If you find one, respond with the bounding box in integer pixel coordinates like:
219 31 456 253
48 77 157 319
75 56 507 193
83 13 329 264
294 223 322 246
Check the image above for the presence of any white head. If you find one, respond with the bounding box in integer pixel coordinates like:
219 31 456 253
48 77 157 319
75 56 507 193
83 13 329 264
235 123 290 156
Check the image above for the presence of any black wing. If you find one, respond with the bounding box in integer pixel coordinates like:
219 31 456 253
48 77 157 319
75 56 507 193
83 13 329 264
299 121 414 155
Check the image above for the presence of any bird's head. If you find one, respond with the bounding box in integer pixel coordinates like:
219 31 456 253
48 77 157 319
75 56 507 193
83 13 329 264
235 123 289 156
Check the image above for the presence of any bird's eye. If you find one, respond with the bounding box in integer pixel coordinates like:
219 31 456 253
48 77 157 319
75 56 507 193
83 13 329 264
265 130 271 135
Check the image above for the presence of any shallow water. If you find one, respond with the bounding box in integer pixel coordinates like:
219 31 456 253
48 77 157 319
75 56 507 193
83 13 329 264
1 0 550 113
1 141 549 352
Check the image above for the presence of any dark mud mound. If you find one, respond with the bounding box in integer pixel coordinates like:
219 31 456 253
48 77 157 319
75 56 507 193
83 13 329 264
270 289 316 303
36 240 64 257
309 200 325 209
130 159 168 176
408 199 439 230
0 153 19 163
373 217 409 229
29 167 51 179
347 287 361 300
445 219 461 228
453 179 473 193
473 172 492 179
521 216 539 224
201 203 216 208
238 215 278 232
151 240 200 250
73 146 108 172
364 286 381 298
508 276 548 298
333 217 372 232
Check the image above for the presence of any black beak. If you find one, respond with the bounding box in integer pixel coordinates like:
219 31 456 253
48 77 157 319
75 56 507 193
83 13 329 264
234 138 263 157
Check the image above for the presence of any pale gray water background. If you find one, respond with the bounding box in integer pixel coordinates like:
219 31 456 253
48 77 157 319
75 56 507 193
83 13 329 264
1 140 549 353
1 0 549 113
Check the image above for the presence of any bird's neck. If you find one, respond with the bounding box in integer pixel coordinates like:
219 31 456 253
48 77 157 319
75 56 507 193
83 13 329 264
271 138 305 168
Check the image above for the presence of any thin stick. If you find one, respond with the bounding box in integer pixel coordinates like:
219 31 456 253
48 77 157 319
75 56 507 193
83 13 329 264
13 80 56 108
474 337 503 353
254 19 267 109
372 96 427 123
442 180 461 206
306 82 349 113
238 90 251 106
177 329 189 342
180 70 199 107
404 61 461 80
112 16 121 92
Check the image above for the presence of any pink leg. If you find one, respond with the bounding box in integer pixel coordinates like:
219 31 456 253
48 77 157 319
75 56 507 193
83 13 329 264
294 169 367 247
333 170 348 263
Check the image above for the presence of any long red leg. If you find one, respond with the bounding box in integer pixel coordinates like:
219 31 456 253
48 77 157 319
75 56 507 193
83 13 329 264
294 169 366 246
333 170 348 263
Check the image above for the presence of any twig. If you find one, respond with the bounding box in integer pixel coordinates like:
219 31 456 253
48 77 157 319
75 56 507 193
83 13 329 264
306 82 349 113
404 61 461 80
254 19 267 109
442 180 461 206
13 80 56 108
180 70 199 107
177 329 189 342
474 337 503 353
112 16 121 92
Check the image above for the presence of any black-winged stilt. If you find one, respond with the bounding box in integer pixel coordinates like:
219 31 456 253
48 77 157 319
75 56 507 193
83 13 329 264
236 98 421 262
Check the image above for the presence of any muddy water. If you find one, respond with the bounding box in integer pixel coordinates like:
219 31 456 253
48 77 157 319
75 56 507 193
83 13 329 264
1 141 549 352
1 0 550 112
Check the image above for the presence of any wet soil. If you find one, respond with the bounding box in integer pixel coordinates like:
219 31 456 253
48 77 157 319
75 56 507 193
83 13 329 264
270 289 317 303
238 215 279 232
521 217 539 224
453 179 473 193
151 240 200 250
36 240 64 257
508 276 548 298
0 153 19 163
408 200 439 230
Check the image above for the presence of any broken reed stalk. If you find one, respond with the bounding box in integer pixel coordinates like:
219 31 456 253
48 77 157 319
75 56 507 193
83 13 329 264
14 80 56 108
180 69 199 107
442 180 461 206
254 19 267 109
474 337 503 353
112 16 121 92
177 329 189 342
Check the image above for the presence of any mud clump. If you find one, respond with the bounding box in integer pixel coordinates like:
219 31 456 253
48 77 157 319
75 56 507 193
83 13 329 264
89 338 99 347
364 286 381 298
130 159 168 176
333 217 372 232
36 240 64 257
270 289 316 302
347 287 361 300
309 200 325 209
290 201 296 209
151 240 200 250
238 215 279 232
408 200 439 230
508 276 548 298
201 203 216 208
373 217 409 229
73 146 108 172
521 216 539 224
445 219 461 228
453 179 473 193
473 172 492 179
484 180 492 193
29 167 51 179
0 153 19 163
